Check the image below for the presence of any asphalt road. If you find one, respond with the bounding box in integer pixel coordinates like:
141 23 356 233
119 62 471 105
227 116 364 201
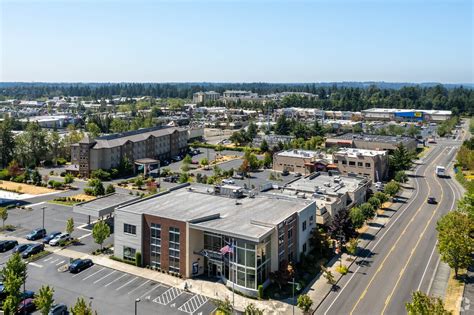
316 137 465 315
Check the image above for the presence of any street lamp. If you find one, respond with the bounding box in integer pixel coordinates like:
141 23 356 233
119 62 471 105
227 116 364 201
41 206 46 229
134 298 140 315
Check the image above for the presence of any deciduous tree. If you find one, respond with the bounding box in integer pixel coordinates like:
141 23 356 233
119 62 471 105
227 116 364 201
405 291 451 315
92 220 111 250
35 285 55 315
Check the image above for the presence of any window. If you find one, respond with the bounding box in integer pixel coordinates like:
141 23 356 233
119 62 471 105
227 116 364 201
333 159 338 164
150 223 161 267
303 242 307 253
302 220 307 231
309 215 314 225
124 223 136 235
123 246 136 262
288 227 293 240
365 163 371 167
169 227 180 273
342 160 347 165
349 161 356 166
357 162 363 167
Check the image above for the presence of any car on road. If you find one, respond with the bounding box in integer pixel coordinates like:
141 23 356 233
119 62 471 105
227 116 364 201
43 232 62 244
12 244 30 254
232 174 244 180
49 303 68 315
49 233 71 246
222 178 235 185
427 197 438 204
21 243 44 259
68 258 93 273
17 298 36 314
26 228 47 241
0 240 18 252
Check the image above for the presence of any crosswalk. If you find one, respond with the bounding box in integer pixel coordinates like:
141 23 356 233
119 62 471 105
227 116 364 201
154 287 182 305
178 294 209 314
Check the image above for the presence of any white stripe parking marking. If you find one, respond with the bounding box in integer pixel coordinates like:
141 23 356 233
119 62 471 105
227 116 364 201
127 280 150 295
116 276 138 291
28 262 43 268
105 274 127 287
93 271 116 284
49 258 59 264
56 260 65 266
140 284 162 300
43 257 53 262
78 233 92 240
154 287 182 305
178 294 208 314
82 268 105 281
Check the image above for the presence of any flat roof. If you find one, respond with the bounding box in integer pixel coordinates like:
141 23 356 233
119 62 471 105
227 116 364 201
73 193 140 218
334 148 387 157
117 185 313 241
276 149 323 159
362 108 452 115
285 172 369 196
330 133 416 144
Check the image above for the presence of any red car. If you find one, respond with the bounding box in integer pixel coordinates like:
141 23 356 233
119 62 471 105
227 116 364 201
17 298 36 314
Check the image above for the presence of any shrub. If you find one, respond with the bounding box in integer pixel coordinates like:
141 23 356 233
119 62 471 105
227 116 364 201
336 265 349 275
360 203 376 220
135 252 142 267
91 169 111 181
258 285 264 299
56 158 67 165
374 192 389 204
368 196 381 210
0 169 10 180
12 174 26 183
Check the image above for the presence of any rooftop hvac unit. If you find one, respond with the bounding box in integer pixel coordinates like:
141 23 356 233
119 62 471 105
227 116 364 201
324 182 331 187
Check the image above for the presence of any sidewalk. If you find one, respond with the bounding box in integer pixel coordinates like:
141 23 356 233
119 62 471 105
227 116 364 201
305 182 415 311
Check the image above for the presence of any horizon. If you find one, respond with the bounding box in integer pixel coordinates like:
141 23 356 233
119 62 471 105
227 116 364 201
1 0 473 83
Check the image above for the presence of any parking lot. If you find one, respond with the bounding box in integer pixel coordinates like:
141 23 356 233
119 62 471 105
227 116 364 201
0 251 217 315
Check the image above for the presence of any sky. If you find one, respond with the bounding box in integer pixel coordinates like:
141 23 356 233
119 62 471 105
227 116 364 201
0 0 472 83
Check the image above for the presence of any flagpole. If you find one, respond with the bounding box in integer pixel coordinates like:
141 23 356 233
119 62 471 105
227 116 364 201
232 238 235 307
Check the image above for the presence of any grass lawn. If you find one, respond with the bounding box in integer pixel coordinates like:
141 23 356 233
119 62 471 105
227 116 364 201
0 180 56 195
444 269 466 314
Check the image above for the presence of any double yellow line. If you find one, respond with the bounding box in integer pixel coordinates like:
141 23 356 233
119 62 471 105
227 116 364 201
350 146 445 315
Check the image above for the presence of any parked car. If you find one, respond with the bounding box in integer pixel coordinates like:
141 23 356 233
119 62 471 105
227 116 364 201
21 243 44 259
191 160 199 164
17 298 36 314
12 244 30 254
0 240 18 252
282 169 289 176
0 282 6 300
26 228 47 241
222 179 235 185
49 233 71 246
68 258 93 274
232 174 244 180
427 197 437 204
294 172 302 178
49 304 68 315
43 232 62 244
19 290 35 300
171 155 182 162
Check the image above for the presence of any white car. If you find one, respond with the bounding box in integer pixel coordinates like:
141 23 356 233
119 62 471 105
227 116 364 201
222 179 235 185
49 233 71 246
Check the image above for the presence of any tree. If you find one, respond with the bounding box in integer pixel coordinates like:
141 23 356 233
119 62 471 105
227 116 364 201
70 297 95 315
275 115 290 135
105 184 115 194
216 297 233 315
436 211 473 278
1 253 27 314
66 217 74 235
394 170 408 183
135 177 144 189
328 208 356 242
244 303 264 315
349 207 365 229
86 122 101 138
178 172 189 183
0 207 8 229
87 178 105 196
200 158 209 168
322 267 336 285
35 285 55 315
259 139 269 153
15 122 48 166
297 294 313 314
389 143 414 174
0 117 15 168
457 193 474 220
374 192 389 204
346 238 359 258
31 169 42 185
183 154 192 165
64 173 74 185
309 227 332 258
368 196 381 210
92 220 111 250
384 181 400 196
247 122 258 139
405 291 451 315
262 152 272 168
360 203 375 220
47 130 63 165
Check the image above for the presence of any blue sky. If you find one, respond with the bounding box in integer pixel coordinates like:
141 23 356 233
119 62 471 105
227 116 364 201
1 0 472 83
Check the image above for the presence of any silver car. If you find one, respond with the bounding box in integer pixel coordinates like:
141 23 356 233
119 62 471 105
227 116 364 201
49 233 71 246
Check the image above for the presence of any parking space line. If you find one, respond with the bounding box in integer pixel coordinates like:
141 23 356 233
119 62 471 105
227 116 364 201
127 280 150 295
140 283 161 300
104 274 127 287
78 233 92 240
28 262 43 268
116 276 137 291
82 268 105 281
56 260 65 266
154 287 182 305
93 270 116 284
43 257 53 262
49 258 59 264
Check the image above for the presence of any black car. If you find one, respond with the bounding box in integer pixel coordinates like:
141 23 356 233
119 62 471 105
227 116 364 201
26 228 47 241
21 243 44 259
43 232 62 244
0 240 18 252
19 290 35 300
68 258 93 273
12 244 30 254
49 303 68 315
427 197 437 204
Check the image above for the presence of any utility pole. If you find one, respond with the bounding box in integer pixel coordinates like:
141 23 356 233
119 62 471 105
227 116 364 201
41 206 46 229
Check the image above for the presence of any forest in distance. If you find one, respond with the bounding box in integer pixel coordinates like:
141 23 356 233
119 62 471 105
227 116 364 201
1 82 473 115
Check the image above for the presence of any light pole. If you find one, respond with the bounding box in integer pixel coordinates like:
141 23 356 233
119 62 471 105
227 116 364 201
41 206 46 229
134 298 140 315
287 264 295 315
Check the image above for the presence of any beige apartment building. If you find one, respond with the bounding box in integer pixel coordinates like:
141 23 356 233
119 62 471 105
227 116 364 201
273 150 332 175
71 126 188 177
332 148 388 182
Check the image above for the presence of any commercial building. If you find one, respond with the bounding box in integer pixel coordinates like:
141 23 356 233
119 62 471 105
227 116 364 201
222 90 258 100
273 150 333 175
361 108 452 122
325 133 418 152
192 91 220 104
114 184 316 297
70 126 188 177
332 148 388 182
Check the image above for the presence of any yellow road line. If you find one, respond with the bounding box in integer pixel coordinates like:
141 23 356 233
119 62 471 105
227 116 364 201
349 148 444 315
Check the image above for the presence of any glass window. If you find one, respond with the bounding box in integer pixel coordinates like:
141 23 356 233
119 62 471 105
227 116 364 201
237 270 246 287
237 247 245 266
309 215 314 225
349 161 356 166
246 249 255 267
366 163 371 167
246 269 256 289
124 223 136 235
150 223 161 267
123 246 136 262
302 220 307 231
357 162 363 167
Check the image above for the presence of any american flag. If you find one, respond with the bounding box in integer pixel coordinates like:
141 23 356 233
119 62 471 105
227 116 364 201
220 244 233 255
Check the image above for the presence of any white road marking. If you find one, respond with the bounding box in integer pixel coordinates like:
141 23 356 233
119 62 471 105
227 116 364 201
78 233 92 240
27 202 45 208
417 241 438 291
29 262 43 268
127 280 150 295
104 274 127 287
56 260 65 266
116 276 138 290
43 257 53 262
139 284 161 299
82 268 105 281
49 258 59 264
93 270 116 284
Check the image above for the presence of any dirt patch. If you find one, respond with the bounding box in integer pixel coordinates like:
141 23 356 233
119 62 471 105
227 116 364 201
0 181 56 195
357 225 369 234
444 269 466 314
69 194 96 202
